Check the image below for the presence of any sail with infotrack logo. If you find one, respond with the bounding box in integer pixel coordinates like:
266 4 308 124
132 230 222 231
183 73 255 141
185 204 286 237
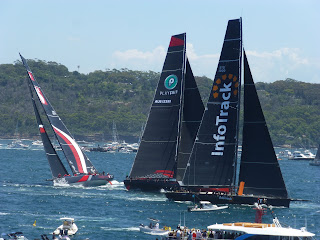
181 18 242 190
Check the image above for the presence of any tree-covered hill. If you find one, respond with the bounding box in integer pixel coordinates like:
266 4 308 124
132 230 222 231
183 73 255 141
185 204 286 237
0 60 319 147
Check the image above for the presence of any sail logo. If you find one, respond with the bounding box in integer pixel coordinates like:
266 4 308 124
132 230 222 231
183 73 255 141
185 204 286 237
28 71 35 81
164 75 178 90
39 124 46 133
211 74 239 156
35 86 48 105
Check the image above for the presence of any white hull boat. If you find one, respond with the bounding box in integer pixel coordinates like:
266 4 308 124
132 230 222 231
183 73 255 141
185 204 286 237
207 203 315 240
139 218 170 235
188 201 228 212
139 225 169 235
53 217 78 236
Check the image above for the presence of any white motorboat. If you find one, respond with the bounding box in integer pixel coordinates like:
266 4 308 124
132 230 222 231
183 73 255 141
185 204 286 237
289 150 315 160
207 203 315 240
7 139 29 149
139 218 170 235
32 140 43 146
188 201 228 212
1 232 28 240
53 217 78 236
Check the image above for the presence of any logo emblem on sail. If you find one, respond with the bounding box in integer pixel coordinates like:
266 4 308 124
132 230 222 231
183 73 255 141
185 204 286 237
211 73 238 156
212 74 238 99
35 86 48 105
28 71 35 81
164 75 178 90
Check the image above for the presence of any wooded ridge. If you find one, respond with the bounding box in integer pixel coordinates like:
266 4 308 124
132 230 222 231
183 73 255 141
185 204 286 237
0 59 319 147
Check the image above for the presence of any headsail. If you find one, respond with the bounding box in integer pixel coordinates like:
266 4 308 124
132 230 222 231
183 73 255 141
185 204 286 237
239 51 288 198
27 77 68 178
182 18 242 187
128 33 187 179
176 59 204 181
20 54 97 175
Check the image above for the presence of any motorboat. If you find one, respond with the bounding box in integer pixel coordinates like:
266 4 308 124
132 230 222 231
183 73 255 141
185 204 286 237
0 232 28 240
289 150 315 160
7 140 29 149
277 150 292 160
207 203 315 240
188 201 228 212
139 218 170 235
310 144 320 166
53 217 78 236
32 140 43 146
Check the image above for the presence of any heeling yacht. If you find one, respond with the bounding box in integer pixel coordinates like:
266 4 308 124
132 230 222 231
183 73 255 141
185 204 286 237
20 54 114 187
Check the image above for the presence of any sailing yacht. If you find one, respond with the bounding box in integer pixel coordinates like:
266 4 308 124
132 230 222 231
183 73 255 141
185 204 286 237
20 54 114 186
124 33 204 191
165 18 292 207
309 144 320 166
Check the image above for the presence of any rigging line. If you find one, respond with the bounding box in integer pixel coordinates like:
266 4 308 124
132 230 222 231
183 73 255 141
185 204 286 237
224 38 241 42
151 104 181 108
195 142 236 146
140 140 177 143
207 101 239 105
219 59 240 63
244 121 267 124
181 120 202 123
241 161 278 165
167 49 185 54
162 68 183 72
184 87 199 90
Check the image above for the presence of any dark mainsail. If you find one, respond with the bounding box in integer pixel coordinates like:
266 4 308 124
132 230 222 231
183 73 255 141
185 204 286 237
20 54 97 175
27 78 68 178
129 33 187 179
176 59 205 181
182 18 242 187
239 51 288 198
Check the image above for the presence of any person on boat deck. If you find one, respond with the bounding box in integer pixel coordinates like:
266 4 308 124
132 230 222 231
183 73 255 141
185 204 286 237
58 173 61 178
176 229 181 240
155 222 159 229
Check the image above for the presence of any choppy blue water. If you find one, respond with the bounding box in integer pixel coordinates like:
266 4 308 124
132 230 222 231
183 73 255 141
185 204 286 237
0 141 319 239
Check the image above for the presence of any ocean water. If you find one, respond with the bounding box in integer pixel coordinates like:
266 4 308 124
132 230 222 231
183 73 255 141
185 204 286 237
0 142 319 239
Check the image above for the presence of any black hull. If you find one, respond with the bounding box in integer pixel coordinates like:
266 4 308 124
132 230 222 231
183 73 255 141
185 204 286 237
54 174 114 187
165 191 291 208
124 178 179 191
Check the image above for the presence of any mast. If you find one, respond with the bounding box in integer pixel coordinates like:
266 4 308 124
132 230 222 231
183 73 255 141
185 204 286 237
233 17 243 188
239 51 288 198
182 18 242 188
172 33 187 179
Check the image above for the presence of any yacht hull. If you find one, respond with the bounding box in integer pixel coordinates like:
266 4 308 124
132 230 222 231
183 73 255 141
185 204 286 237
165 191 291 208
54 175 114 187
124 178 179 191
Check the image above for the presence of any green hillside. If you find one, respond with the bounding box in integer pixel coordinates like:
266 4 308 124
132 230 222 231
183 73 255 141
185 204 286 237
0 59 319 147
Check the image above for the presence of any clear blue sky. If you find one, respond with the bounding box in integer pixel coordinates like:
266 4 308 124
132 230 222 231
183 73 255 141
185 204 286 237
1 0 319 83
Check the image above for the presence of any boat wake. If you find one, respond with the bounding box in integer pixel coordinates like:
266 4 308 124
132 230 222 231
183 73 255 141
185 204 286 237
101 226 140 232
